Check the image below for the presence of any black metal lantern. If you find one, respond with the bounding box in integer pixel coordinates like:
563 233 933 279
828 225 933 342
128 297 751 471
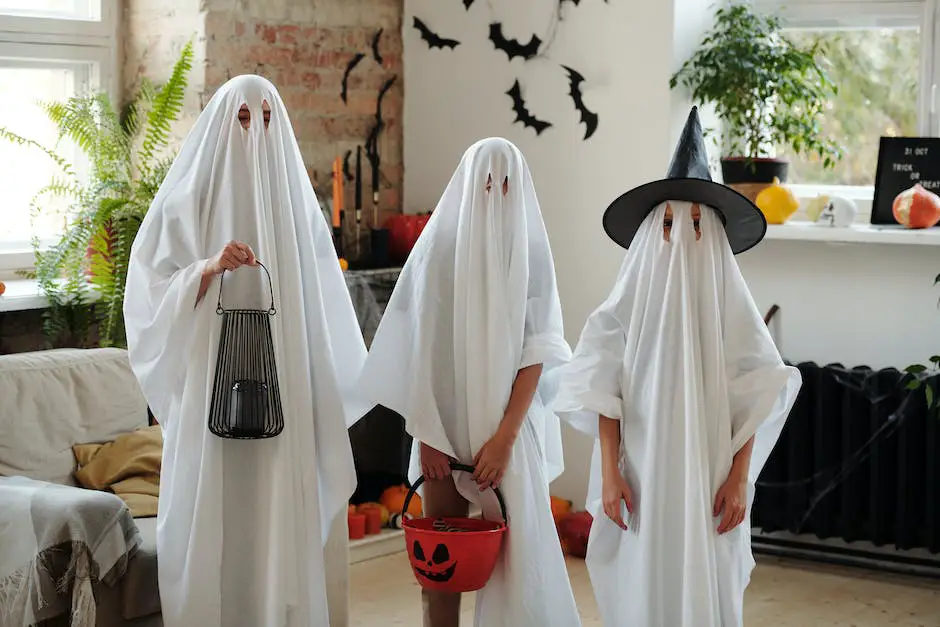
208 262 284 440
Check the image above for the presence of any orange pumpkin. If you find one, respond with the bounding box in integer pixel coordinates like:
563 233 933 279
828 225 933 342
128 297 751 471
893 184 940 229
550 496 573 524
380 484 422 517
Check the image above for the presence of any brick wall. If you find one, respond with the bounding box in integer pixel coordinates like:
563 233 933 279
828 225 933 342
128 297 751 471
124 0 404 228
3 0 405 355
203 0 404 224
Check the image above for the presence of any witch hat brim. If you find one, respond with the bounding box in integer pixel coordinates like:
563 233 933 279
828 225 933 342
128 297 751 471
602 107 767 255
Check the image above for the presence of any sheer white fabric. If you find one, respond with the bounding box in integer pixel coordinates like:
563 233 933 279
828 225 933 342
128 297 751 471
556 201 801 627
124 75 366 627
357 138 581 627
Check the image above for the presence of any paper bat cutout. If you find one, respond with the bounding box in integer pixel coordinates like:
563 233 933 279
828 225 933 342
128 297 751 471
463 0 474 8
506 81 552 136
413 17 460 50
371 28 384 65
341 53 365 103
366 75 399 173
343 150 354 182
562 65 598 140
489 23 542 61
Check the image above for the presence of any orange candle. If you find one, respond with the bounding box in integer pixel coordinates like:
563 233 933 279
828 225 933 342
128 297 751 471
332 157 342 228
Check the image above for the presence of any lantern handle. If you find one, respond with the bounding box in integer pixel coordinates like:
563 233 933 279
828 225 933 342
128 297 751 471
217 261 276 316
400 462 508 523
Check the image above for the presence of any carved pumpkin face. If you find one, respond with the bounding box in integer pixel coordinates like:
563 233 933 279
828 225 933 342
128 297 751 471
412 540 456 583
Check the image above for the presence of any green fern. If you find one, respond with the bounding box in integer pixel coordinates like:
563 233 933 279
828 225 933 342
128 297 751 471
139 41 194 177
0 42 194 348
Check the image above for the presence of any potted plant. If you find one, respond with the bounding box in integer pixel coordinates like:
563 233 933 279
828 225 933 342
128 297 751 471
669 3 842 196
0 42 193 348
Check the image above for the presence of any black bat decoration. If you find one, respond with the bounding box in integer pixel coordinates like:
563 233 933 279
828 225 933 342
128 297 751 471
463 0 474 8
561 65 598 140
413 17 460 50
506 81 552 136
343 150 354 182
371 28 384 65
341 53 365 103
365 75 399 172
489 23 542 61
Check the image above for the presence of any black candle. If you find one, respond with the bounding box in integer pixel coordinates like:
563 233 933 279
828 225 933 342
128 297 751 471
371 151 379 199
355 145 362 211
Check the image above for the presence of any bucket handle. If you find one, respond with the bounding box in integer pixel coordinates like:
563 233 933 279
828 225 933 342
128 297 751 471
217 261 276 316
401 462 508 522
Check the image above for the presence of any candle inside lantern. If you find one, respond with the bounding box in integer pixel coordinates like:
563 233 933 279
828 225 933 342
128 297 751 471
332 157 344 228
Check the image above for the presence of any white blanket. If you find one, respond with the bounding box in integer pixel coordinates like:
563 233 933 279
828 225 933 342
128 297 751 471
0 476 140 627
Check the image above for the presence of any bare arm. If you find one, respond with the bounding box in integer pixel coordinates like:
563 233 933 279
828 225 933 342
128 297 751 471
496 363 543 441
598 415 622 479
728 435 755 483
599 414 633 528
472 363 543 487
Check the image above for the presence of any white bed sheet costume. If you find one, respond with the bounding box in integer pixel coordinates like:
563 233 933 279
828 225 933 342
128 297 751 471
357 137 582 627
555 108 803 627
124 75 367 627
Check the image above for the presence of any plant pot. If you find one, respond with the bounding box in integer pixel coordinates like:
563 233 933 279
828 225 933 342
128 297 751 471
720 157 790 204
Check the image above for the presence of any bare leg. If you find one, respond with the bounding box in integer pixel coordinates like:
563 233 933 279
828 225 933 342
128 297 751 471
421 478 470 627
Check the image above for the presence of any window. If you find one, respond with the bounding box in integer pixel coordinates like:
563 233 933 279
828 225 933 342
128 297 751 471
0 0 116 277
755 1 939 202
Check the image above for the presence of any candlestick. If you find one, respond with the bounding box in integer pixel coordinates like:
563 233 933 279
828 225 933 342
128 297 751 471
331 157 341 229
355 146 362 214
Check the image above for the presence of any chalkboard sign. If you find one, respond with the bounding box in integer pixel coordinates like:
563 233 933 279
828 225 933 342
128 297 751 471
871 137 940 225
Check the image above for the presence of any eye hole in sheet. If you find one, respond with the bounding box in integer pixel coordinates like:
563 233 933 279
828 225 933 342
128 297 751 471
238 104 251 130
262 100 271 130
662 203 703 242
663 203 673 242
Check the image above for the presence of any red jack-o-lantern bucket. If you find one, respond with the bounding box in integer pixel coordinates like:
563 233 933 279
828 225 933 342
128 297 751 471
400 463 507 593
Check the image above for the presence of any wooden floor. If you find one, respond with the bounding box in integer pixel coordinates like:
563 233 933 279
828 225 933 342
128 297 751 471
349 551 940 626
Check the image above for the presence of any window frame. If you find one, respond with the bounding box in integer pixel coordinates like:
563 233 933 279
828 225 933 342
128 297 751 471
751 0 939 216
0 0 118 279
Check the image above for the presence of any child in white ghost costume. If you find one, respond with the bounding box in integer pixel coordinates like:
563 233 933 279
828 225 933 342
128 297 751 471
555 108 802 627
356 138 582 627
124 75 367 627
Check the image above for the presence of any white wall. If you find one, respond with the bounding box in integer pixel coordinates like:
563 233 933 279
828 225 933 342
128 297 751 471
403 0 940 507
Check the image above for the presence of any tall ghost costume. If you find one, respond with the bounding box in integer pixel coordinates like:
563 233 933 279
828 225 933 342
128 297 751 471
123 75 367 627
555 108 802 627
357 138 582 627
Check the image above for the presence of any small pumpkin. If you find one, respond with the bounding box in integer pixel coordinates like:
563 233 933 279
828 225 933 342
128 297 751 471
892 184 940 229
557 511 593 559
380 484 422 517
550 496 572 524
357 502 390 526
386 213 432 264
755 177 800 225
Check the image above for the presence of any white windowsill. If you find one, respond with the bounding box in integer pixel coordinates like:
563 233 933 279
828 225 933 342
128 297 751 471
764 221 940 246
0 279 48 312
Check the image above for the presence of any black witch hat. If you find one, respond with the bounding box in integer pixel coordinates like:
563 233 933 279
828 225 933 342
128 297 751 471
602 107 767 254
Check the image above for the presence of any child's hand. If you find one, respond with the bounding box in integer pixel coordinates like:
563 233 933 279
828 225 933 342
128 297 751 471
472 430 513 490
714 469 748 534
602 472 633 530
420 442 453 481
